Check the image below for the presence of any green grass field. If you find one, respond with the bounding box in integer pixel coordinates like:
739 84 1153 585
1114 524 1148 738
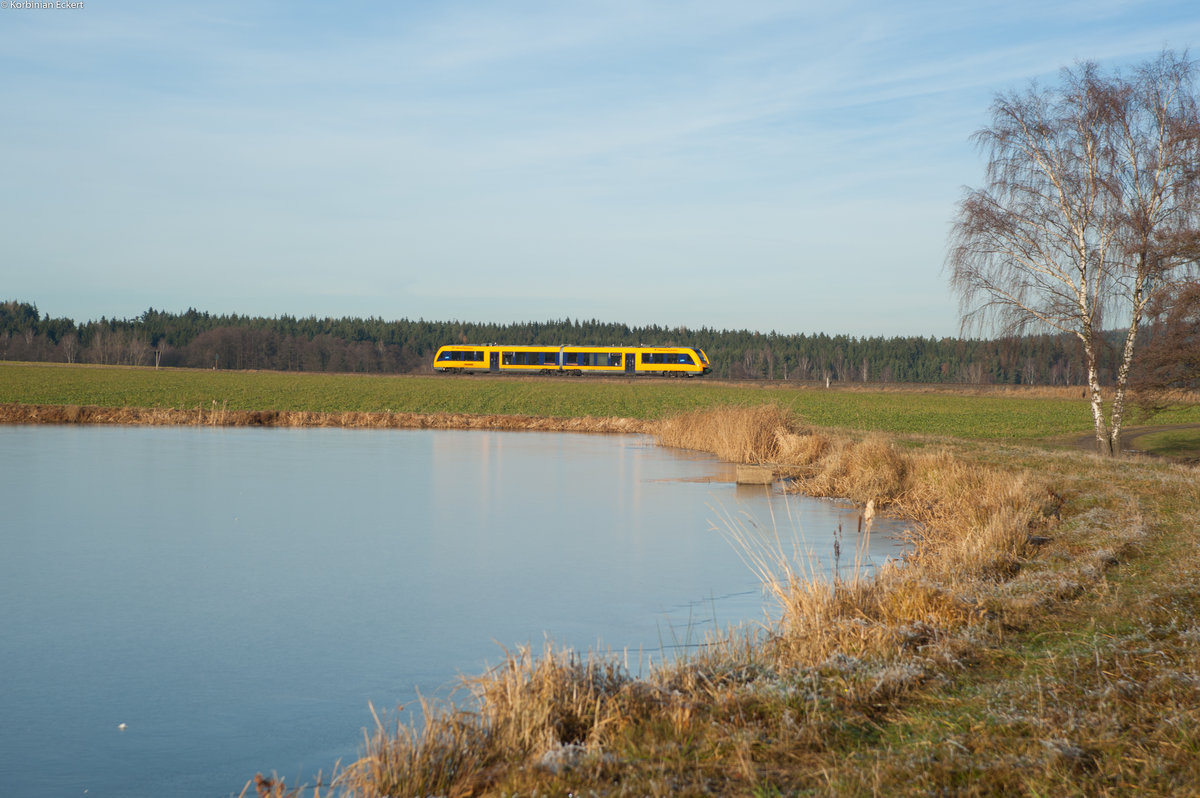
1130 427 1200 457
6 360 1197 440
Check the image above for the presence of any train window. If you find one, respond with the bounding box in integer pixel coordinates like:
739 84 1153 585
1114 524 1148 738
438 351 451 361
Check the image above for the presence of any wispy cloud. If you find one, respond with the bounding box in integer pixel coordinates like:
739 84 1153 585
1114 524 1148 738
4 0 1199 333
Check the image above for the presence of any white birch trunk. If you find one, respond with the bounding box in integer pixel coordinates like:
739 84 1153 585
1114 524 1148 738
1085 349 1111 456
1108 310 1142 456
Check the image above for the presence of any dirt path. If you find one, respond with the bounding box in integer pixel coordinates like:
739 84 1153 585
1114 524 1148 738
1071 422 1200 462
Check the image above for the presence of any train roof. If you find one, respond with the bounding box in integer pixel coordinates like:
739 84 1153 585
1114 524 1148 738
437 343 702 350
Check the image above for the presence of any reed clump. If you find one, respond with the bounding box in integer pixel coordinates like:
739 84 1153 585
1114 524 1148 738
794 432 910 503
331 643 654 797
467 643 638 754
665 405 1043 665
335 699 488 798
655 403 807 463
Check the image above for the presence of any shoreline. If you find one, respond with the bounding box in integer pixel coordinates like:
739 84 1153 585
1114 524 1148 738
0 402 649 434
6 398 1199 794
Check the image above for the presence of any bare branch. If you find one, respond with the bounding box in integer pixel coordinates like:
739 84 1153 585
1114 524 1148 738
947 50 1200 455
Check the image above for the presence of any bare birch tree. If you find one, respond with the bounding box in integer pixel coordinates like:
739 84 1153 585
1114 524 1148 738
949 51 1200 456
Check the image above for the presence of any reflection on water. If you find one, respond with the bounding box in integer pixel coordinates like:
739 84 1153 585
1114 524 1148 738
0 425 907 798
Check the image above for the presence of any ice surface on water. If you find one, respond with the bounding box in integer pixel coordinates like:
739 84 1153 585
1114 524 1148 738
0 425 907 797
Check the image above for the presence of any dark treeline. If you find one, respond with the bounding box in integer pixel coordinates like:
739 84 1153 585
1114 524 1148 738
1 299 1124 385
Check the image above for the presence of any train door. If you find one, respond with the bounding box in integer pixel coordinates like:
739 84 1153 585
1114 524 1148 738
625 352 635 373
489 351 499 372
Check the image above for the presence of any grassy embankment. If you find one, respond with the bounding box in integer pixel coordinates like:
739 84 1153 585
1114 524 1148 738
4 361 1200 796
9 360 1192 439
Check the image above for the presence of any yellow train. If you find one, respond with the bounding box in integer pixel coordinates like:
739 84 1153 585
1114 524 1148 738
433 344 712 377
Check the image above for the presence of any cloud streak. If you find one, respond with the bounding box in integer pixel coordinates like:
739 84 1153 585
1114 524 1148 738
4 0 1200 334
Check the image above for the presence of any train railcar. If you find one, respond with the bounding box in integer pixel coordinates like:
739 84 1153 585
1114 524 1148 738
432 344 711 377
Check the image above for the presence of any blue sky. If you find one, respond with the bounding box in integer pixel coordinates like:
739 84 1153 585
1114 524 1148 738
3 1 1199 336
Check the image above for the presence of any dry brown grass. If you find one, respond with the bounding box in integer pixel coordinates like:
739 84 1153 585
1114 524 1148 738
234 403 1198 796
655 403 807 464
467 644 637 753
664 406 1045 668
329 644 657 797
318 406 1056 796
335 699 489 798
0 402 649 434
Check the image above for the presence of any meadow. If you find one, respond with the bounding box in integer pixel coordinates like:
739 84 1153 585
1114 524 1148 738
2 361 1174 441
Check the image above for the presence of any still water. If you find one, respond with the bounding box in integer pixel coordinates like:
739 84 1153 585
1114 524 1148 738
0 426 907 797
